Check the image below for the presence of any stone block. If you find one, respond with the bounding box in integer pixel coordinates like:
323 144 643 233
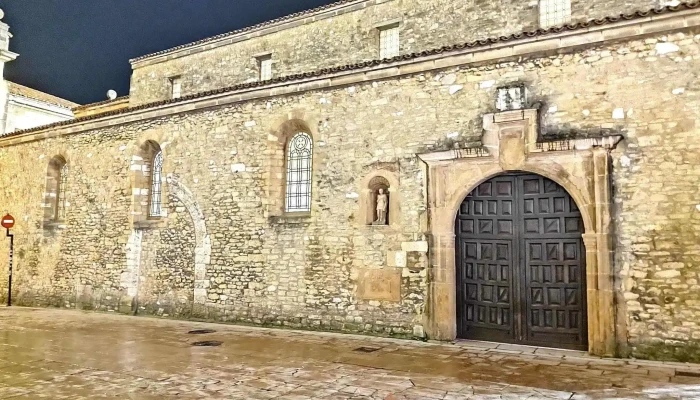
356 269 401 302
401 241 428 253
231 163 246 173
387 251 407 267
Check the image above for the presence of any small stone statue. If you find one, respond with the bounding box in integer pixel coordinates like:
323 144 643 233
374 188 389 225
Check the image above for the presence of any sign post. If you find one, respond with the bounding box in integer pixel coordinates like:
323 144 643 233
2 214 15 307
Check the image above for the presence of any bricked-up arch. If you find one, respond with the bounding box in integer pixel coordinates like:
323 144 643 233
132 140 165 225
43 155 68 224
166 175 211 306
267 117 319 216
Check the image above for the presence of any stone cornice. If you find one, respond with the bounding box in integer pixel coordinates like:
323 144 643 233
0 48 18 63
417 135 623 165
1 7 698 147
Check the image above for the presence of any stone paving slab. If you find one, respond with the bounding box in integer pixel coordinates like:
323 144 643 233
1 307 700 399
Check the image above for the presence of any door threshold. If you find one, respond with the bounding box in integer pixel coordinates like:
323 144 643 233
453 339 588 357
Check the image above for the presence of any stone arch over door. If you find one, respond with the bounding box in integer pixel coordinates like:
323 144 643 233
419 108 622 356
455 171 588 350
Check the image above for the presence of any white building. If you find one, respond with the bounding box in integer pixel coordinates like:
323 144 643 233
0 8 76 136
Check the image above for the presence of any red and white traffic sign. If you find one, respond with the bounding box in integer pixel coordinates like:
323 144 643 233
1 214 14 229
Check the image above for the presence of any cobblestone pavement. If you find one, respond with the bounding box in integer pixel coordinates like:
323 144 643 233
1 308 700 399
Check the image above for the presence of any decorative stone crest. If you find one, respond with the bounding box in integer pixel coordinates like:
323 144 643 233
482 108 539 170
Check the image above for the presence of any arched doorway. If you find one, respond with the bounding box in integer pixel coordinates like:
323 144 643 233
455 172 587 350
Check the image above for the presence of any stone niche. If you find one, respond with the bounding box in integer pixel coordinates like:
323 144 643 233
358 170 400 227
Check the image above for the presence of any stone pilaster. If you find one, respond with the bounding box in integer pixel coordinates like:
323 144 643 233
427 231 456 340
586 147 617 357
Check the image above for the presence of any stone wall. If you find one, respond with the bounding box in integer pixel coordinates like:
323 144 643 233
0 26 699 359
128 0 659 105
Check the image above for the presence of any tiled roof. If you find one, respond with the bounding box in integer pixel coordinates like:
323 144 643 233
72 96 129 111
6 81 79 109
4 2 698 139
130 0 360 63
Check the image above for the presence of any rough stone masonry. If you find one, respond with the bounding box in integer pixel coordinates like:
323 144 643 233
0 0 699 362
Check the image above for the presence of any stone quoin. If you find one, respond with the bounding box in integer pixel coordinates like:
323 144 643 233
0 0 699 363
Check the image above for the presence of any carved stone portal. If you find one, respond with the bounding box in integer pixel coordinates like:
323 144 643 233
418 107 623 357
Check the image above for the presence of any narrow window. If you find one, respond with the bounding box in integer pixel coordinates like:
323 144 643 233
258 55 273 81
56 163 68 221
149 150 163 217
539 0 571 28
379 24 400 59
170 77 182 99
285 132 313 213
44 156 67 223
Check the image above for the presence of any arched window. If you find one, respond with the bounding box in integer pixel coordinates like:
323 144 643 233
44 156 67 222
57 163 68 221
149 150 163 217
285 132 313 212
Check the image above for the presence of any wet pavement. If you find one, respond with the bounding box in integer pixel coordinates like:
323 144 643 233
1 308 700 399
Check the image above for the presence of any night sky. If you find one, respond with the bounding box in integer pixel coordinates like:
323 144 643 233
0 0 339 105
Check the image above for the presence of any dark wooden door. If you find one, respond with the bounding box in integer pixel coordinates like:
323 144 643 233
456 173 587 350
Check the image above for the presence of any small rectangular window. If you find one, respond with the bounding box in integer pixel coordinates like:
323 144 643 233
258 55 273 81
496 85 528 111
539 0 571 29
379 24 400 59
170 77 182 99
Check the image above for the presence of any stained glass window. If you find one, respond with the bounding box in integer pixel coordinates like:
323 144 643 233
285 133 313 212
56 163 68 221
149 150 163 217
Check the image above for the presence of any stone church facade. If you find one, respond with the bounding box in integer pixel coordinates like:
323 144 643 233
1 0 699 361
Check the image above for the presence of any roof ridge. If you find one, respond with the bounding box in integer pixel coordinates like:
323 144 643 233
130 0 363 63
4 1 698 139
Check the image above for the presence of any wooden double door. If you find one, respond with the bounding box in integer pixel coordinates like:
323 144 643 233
455 173 588 350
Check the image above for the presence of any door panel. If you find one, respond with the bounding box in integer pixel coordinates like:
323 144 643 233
456 173 587 350
456 176 517 342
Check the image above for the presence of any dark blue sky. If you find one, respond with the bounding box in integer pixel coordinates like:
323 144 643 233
0 0 339 105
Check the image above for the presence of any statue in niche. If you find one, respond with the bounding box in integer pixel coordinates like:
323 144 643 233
373 188 389 225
